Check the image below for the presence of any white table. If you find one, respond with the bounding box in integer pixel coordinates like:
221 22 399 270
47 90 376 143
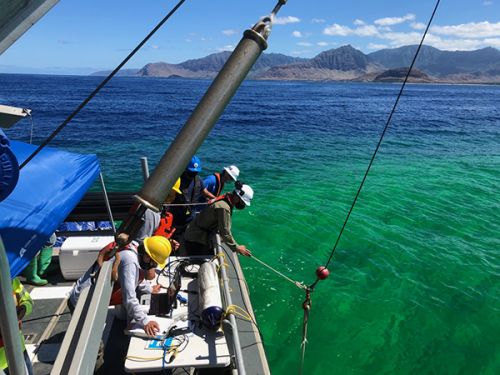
124 258 231 372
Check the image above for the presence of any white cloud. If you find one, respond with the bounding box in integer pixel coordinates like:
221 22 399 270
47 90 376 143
222 29 237 36
292 31 303 38
312 18 326 23
411 22 426 30
374 13 415 26
317 41 329 46
483 1 493 5
297 42 313 47
216 45 234 52
367 43 388 50
273 16 300 25
353 19 365 26
430 21 500 38
323 24 379 37
356 25 380 36
321 18 500 52
323 24 351 36
381 31 423 45
483 38 500 48
185 39 192 43
152 45 159 49
422 34 499 50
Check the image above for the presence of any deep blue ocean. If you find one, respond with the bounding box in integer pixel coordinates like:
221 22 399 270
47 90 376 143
1 74 499 374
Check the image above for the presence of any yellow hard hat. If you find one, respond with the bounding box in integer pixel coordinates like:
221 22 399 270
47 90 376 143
143 236 171 268
172 178 182 194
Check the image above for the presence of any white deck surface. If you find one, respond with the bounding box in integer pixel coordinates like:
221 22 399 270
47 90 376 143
124 258 230 372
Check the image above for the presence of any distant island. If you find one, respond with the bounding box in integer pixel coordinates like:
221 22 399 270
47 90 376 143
92 45 500 84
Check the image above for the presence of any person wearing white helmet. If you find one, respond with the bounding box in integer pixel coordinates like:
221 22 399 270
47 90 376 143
202 165 240 199
184 183 253 257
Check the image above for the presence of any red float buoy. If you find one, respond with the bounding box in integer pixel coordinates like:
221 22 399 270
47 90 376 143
316 266 329 280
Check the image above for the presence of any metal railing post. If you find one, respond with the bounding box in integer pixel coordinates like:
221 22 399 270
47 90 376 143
0 237 27 374
99 172 116 233
140 156 149 182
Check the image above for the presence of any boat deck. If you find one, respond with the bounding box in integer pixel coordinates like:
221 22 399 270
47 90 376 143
18 246 269 375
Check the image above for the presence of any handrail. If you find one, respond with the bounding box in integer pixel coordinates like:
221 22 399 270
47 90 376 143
51 261 114 375
0 236 27 374
216 234 246 374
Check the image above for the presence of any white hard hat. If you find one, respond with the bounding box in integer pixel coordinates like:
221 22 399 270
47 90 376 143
223 165 240 181
235 184 253 206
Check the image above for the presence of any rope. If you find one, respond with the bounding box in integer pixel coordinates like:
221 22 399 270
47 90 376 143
297 1 441 372
250 254 307 290
299 289 311 375
225 304 253 322
19 0 187 170
321 0 442 272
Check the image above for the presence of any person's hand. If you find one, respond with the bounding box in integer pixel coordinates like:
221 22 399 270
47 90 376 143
152 284 162 294
207 198 216 204
145 268 156 280
170 239 180 252
236 245 252 257
144 320 160 336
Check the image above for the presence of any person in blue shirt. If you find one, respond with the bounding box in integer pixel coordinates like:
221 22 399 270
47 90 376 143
169 156 207 237
202 165 240 200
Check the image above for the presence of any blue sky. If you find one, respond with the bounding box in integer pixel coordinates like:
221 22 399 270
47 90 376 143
1 0 499 74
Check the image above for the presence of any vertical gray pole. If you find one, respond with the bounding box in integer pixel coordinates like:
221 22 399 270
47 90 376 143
140 156 149 182
0 237 27 374
98 172 116 233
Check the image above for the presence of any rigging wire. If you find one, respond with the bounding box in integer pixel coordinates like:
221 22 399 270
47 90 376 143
250 254 307 290
298 0 441 373
320 0 442 273
19 0 187 170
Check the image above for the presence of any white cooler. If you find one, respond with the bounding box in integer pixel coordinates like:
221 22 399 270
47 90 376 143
59 236 114 280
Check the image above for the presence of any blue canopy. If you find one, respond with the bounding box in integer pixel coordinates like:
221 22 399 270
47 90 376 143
0 141 100 277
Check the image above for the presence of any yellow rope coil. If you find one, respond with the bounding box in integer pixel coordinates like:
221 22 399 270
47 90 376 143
224 304 253 322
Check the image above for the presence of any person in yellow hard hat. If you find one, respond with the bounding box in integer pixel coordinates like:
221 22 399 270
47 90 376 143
117 236 171 336
69 236 172 336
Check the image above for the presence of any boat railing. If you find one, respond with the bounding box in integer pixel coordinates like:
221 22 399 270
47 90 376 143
216 234 246 375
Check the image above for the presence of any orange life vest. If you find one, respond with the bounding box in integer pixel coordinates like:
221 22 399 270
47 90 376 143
106 243 146 306
213 172 223 196
94 241 143 306
153 212 175 239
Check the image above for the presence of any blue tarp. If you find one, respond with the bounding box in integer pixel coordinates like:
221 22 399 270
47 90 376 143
0 141 100 277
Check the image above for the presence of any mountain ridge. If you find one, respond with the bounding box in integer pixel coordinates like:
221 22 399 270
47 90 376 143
91 45 500 84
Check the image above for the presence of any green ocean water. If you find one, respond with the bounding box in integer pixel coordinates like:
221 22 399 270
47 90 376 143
2 75 499 374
